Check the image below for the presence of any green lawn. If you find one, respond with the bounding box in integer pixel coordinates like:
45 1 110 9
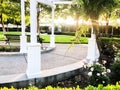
41 35 88 44
0 31 21 35
0 31 88 44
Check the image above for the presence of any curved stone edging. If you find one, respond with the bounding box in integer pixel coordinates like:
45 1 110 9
0 59 86 88
0 47 55 56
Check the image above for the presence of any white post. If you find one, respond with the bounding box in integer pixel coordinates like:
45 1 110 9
58 25 61 32
26 0 41 79
27 43 41 79
50 5 55 47
86 34 100 63
20 0 27 53
30 0 37 43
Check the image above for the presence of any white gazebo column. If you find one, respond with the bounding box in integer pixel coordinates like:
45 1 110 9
50 5 55 47
20 0 27 53
86 34 100 63
26 0 41 79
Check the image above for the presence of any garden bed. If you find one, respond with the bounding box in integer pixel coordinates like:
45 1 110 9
0 45 20 52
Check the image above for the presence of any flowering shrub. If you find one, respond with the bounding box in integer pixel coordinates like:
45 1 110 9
84 62 110 86
100 43 115 68
0 45 20 52
110 50 120 83
99 38 118 68
114 51 120 61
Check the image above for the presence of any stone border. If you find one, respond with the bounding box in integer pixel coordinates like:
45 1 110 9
0 59 86 88
0 47 55 56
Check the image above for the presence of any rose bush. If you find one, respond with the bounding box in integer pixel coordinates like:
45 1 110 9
84 62 110 86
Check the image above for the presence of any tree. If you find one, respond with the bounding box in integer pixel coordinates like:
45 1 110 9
76 0 119 37
100 0 119 36
70 0 84 32
0 0 20 34
37 3 52 35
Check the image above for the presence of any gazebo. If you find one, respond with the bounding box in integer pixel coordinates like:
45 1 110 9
20 0 72 79
20 0 99 79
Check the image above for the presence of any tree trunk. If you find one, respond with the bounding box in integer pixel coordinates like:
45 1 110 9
37 3 40 35
0 14 6 35
105 18 109 36
91 19 99 38
111 26 113 36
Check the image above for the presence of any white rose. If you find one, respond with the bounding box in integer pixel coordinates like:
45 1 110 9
107 69 111 73
102 81 105 84
88 72 92 76
97 73 100 76
102 72 106 75
90 67 94 71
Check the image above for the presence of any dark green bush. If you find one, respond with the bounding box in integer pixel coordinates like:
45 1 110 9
99 37 120 68
111 52 120 83
84 62 110 87
0 46 19 52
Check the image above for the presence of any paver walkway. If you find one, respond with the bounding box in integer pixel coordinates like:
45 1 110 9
0 42 88 83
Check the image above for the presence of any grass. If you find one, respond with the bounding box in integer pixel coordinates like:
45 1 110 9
0 31 88 44
0 31 21 35
40 35 88 44
0 35 5 41
32 35 88 44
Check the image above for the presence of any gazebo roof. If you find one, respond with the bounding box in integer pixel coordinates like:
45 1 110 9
53 0 72 4
37 0 54 6
37 0 72 6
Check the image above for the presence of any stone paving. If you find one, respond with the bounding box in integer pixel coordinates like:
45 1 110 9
0 41 88 83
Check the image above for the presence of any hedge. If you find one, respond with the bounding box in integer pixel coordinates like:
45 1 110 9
1 83 120 90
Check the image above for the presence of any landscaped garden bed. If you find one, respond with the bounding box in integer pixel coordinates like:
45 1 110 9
0 34 120 88
48 37 120 88
0 45 20 52
1 83 120 90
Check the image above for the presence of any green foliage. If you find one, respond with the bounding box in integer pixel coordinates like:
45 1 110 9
0 35 6 40
2 83 120 90
0 45 19 52
41 35 88 44
84 62 110 86
84 82 120 90
99 37 120 68
111 60 120 76
111 51 120 82
73 24 90 43
0 0 21 24
115 51 120 61
99 37 120 44
0 31 88 44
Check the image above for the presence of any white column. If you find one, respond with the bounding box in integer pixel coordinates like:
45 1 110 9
86 34 100 63
26 43 41 79
26 0 41 79
20 0 27 53
30 0 37 43
50 5 55 47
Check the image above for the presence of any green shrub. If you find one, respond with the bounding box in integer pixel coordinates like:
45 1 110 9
0 35 6 41
99 37 120 84
99 37 120 68
0 46 19 52
114 51 120 61
0 45 5 51
84 62 110 86
1 83 120 90
111 55 120 83
85 82 120 90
